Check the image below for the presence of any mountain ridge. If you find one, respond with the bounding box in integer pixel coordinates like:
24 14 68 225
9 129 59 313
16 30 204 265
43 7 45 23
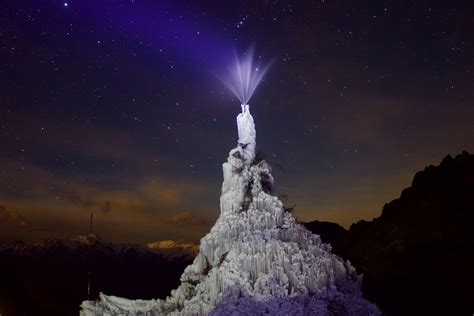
305 151 474 315
0 235 199 261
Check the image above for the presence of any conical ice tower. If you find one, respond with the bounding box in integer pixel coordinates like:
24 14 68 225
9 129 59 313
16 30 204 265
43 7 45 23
80 104 380 315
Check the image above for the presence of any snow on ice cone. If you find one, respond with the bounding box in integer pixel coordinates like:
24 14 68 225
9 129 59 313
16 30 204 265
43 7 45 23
80 102 381 315
81 49 380 315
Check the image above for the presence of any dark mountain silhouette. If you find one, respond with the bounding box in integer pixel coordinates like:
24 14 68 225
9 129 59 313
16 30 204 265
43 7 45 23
0 235 194 316
2 152 473 315
302 220 347 254
305 151 474 315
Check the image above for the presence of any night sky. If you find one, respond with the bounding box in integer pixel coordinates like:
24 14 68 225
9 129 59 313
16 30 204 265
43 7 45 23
1 0 473 244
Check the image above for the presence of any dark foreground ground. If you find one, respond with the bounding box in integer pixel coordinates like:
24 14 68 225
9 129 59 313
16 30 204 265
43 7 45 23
1 152 473 315
0 239 192 316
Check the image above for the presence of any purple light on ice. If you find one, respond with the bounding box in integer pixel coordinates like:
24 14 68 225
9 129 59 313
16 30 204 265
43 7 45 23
223 47 271 105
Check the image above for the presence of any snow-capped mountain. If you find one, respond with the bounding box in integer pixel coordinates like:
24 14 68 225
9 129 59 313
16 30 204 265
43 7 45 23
1 235 198 260
81 105 380 315
147 240 199 260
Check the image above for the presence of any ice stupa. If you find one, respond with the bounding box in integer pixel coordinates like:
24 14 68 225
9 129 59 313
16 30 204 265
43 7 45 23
80 103 381 315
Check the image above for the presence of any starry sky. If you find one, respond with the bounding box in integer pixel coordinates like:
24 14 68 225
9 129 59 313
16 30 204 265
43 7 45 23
1 0 473 244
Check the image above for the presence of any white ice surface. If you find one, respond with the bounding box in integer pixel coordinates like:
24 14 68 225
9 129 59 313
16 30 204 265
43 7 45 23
80 106 380 315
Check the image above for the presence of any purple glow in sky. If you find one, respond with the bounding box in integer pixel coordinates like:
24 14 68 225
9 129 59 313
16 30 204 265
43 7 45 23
222 47 271 106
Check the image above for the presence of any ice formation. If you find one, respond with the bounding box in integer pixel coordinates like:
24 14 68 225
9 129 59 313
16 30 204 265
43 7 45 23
80 105 380 315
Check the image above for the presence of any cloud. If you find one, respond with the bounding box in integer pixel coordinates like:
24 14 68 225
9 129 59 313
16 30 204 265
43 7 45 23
0 205 31 242
0 114 220 241
165 211 210 226
0 205 29 227
0 157 217 243
66 192 113 215
101 201 112 214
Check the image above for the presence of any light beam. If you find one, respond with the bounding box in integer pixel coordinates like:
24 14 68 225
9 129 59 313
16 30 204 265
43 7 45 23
222 47 271 105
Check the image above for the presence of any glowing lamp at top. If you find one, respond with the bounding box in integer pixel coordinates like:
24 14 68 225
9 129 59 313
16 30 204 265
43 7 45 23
222 47 271 107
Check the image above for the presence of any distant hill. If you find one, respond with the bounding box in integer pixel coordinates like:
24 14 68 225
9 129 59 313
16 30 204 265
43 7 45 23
0 235 194 316
0 234 199 260
305 151 474 315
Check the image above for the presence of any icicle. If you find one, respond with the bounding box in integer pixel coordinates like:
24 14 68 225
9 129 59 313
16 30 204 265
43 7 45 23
80 106 380 316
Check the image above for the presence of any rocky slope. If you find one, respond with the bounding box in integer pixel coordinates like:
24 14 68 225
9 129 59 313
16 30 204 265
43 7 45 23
303 220 347 255
305 151 474 315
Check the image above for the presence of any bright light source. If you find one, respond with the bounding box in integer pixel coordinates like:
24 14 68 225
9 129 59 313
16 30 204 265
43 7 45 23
222 47 271 105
